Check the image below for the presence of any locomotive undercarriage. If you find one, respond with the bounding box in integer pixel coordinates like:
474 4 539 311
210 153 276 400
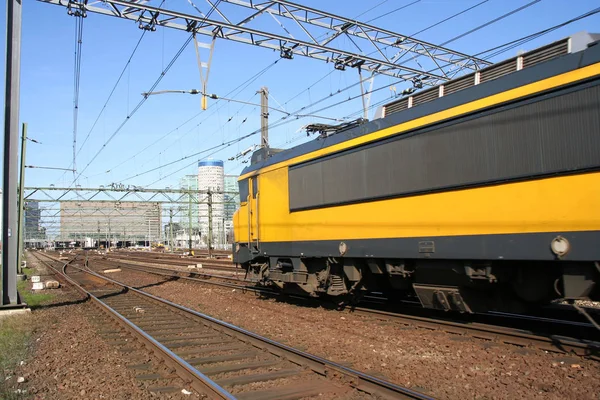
243 256 600 313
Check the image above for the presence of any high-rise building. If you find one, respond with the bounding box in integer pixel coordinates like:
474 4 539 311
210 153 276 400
24 200 44 240
223 175 240 242
179 174 200 230
198 160 224 247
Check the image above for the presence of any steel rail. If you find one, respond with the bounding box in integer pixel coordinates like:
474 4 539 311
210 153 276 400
350 307 600 361
38 250 600 362
91 252 600 360
30 251 235 399
106 254 241 272
32 251 431 399
90 256 257 287
82 251 600 358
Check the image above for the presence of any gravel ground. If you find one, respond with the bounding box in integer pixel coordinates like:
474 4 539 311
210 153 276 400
20 253 199 400
93 266 600 400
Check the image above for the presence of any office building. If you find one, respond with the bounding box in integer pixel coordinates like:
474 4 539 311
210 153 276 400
59 201 161 243
223 175 240 242
24 200 44 240
179 174 200 230
198 160 224 247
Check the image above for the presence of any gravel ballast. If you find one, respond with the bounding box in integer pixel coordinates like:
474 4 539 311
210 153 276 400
93 267 600 400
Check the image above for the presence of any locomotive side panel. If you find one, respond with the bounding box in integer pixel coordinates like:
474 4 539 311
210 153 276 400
232 43 600 312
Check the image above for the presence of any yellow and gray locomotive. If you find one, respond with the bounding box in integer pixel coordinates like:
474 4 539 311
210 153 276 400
233 32 600 313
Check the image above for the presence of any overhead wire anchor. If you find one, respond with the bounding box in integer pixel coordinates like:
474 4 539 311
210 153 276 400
193 33 216 110
66 1 87 18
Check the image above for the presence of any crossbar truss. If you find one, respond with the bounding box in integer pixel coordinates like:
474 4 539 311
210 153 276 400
39 0 491 85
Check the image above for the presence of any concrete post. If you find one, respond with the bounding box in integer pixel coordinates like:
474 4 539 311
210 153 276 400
2 0 22 306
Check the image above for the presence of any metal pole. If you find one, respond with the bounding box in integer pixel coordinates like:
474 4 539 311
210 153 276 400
208 191 213 258
188 192 192 255
169 208 174 253
2 0 22 306
17 123 26 275
259 87 268 148
222 217 225 250
97 220 100 250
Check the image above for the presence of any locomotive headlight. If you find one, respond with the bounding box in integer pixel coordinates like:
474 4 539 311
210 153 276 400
339 241 347 256
550 236 570 256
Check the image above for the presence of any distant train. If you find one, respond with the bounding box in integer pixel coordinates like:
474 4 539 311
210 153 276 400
232 32 600 313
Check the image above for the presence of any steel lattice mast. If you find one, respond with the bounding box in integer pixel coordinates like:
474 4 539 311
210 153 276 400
39 0 491 86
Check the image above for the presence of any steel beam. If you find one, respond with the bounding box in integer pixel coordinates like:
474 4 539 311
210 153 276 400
218 0 491 74
38 0 491 85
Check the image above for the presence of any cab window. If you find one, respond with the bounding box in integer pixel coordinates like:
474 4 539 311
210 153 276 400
239 179 249 202
251 176 258 198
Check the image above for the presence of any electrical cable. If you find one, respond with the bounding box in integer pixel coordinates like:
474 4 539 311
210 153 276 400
344 6 600 120
365 0 421 24
105 57 281 176
110 0 437 184
390 4 600 84
283 0 494 121
389 0 541 71
56 0 167 187
71 34 193 185
281 0 423 108
441 0 541 47
354 0 390 20
104 1 594 185
73 0 221 186
411 0 490 38
77 32 147 157
476 6 600 59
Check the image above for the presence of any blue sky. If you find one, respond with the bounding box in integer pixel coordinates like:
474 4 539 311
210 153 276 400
2 0 600 190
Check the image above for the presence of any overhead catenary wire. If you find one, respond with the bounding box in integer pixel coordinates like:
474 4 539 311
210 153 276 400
282 0 425 108
102 2 599 186
72 0 221 187
353 0 390 20
71 34 194 185
344 6 600 120
55 0 167 187
77 32 147 157
309 0 543 118
104 57 281 176
390 0 541 72
476 6 600 59
440 0 542 47
365 0 421 24
102 0 440 185
283 0 493 116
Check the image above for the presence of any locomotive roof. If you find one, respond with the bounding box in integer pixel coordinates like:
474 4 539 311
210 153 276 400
239 32 600 179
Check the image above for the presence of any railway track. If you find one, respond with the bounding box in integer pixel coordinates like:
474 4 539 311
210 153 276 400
94 251 242 274
90 256 258 290
350 307 600 360
64 250 600 362
31 251 428 400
